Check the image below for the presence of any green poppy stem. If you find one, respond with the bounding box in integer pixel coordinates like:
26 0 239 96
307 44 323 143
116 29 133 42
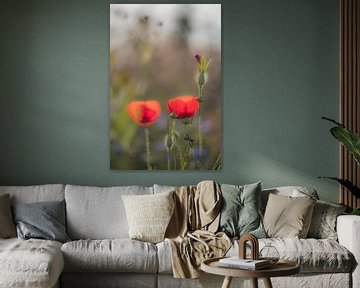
195 55 209 164
166 118 176 170
173 155 177 170
180 124 192 170
145 128 152 170
167 149 171 170
198 86 204 161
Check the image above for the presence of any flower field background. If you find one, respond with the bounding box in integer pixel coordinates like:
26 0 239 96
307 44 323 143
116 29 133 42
110 4 221 170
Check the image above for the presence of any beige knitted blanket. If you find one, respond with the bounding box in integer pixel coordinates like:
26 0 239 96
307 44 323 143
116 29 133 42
165 180 231 279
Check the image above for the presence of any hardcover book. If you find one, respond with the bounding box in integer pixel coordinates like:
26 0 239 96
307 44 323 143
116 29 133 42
218 257 271 270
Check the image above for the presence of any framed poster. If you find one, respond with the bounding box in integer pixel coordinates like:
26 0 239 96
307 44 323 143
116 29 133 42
110 4 221 170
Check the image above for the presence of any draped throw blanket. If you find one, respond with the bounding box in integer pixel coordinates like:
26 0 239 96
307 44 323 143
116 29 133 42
165 180 231 278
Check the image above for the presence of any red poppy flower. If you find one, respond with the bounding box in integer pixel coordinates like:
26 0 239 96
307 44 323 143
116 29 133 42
167 95 200 119
127 100 161 126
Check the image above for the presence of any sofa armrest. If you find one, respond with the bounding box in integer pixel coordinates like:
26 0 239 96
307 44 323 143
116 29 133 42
337 215 360 288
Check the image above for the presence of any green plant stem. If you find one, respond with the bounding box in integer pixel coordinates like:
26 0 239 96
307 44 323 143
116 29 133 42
198 86 204 161
167 149 171 170
181 125 188 170
180 124 192 170
145 128 151 170
211 153 222 170
166 121 171 171
173 155 177 170
166 118 176 170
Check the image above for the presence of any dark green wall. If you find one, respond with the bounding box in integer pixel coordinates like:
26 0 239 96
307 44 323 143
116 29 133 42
0 0 340 202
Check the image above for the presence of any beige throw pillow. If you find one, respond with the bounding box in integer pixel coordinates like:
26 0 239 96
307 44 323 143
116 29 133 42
263 193 316 238
122 191 175 243
0 194 17 238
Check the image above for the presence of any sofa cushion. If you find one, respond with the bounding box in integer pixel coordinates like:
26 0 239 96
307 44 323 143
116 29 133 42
261 238 353 273
158 237 353 274
0 184 65 204
234 238 353 273
12 200 70 243
307 200 347 240
153 184 176 194
122 191 175 243
0 238 64 288
263 194 316 238
65 185 153 239
0 194 16 238
156 240 173 274
218 182 266 238
61 239 158 273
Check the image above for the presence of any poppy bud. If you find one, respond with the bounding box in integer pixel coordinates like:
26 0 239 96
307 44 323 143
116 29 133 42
195 53 201 64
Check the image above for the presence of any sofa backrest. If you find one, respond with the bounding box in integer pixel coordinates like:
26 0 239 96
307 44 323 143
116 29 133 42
153 184 176 194
154 184 320 210
65 184 153 240
0 184 320 240
0 184 65 204
261 186 319 213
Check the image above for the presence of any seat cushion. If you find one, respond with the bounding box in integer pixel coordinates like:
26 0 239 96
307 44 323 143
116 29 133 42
0 238 64 288
228 238 354 273
61 239 158 273
65 185 153 239
157 238 353 274
156 240 173 274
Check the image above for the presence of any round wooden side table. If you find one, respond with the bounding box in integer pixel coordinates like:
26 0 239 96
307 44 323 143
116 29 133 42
201 257 300 288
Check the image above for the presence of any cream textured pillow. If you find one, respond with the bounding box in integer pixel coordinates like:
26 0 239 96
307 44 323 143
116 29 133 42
263 193 316 238
122 191 175 243
0 194 16 238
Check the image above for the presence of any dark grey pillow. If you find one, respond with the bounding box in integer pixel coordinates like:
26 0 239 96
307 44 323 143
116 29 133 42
218 182 266 238
12 200 70 243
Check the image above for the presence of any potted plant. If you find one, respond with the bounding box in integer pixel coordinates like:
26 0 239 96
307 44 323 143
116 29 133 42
320 117 360 215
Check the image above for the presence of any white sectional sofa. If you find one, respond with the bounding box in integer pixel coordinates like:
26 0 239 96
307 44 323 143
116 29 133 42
0 184 359 288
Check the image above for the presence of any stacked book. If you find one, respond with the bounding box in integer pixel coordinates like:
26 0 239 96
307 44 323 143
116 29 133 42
218 257 271 270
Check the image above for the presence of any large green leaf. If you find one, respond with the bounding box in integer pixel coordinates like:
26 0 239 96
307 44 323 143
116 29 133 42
318 177 360 198
323 117 360 165
331 127 360 165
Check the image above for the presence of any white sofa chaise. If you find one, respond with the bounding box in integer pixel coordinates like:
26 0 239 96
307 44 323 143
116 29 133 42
0 184 358 288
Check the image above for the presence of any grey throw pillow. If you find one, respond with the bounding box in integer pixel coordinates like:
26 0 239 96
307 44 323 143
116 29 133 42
307 200 347 240
0 194 16 238
218 182 266 238
12 200 70 243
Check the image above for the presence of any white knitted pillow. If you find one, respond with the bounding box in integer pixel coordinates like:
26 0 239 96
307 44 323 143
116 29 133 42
122 191 175 243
